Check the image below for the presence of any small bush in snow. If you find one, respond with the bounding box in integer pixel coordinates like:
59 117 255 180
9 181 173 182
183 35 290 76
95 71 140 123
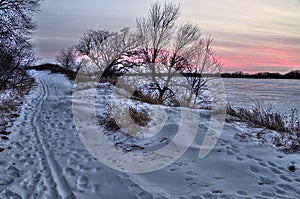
99 104 151 132
128 106 151 127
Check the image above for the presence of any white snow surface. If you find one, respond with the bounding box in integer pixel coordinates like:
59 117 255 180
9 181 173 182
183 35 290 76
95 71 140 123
0 70 300 198
0 89 13 106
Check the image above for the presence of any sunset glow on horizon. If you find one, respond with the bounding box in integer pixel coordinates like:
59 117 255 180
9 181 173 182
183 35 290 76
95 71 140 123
34 0 300 73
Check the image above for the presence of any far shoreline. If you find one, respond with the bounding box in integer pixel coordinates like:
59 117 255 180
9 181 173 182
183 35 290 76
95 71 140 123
221 70 300 80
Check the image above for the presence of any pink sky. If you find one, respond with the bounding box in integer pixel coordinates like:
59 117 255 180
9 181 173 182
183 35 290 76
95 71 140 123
34 0 300 73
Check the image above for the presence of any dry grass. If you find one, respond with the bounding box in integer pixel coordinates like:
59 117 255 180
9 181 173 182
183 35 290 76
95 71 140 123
227 104 286 132
131 89 162 105
227 101 300 153
98 103 151 152
99 104 151 132
131 86 180 107
98 107 120 131
128 106 151 127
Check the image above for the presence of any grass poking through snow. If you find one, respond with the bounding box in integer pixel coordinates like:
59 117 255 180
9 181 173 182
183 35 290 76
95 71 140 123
227 100 300 153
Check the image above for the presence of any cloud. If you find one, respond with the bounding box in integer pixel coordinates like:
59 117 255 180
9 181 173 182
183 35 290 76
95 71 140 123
34 0 300 72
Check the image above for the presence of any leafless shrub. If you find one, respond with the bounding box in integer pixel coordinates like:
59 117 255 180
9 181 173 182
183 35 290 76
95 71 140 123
99 103 151 132
98 107 120 131
128 106 151 127
97 103 151 152
131 84 180 107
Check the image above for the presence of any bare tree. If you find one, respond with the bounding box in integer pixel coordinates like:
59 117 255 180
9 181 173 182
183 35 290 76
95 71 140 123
56 47 87 73
0 0 41 89
56 48 76 69
71 1 222 108
126 2 222 107
136 2 180 63
132 2 218 107
0 0 41 40
75 27 140 79
134 2 180 104
182 36 222 107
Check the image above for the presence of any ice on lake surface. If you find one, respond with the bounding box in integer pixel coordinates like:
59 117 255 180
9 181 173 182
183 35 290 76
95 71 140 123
223 78 300 114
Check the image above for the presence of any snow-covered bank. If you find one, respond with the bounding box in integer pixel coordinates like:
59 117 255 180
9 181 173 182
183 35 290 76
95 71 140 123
74 74 300 198
0 72 34 154
0 70 300 198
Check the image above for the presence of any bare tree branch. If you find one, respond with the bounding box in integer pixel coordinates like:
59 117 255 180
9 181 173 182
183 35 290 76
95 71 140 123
75 28 140 78
0 0 41 89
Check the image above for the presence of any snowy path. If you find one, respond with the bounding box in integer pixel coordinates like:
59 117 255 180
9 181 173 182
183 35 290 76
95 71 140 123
0 70 300 199
0 71 150 199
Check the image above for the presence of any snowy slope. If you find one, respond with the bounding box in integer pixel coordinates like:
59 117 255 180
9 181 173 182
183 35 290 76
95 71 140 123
0 70 299 199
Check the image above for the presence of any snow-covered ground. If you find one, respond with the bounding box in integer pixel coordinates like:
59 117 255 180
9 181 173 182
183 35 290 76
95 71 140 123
0 90 12 106
0 70 300 198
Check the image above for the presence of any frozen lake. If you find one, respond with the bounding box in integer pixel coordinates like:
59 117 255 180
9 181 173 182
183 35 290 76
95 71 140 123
223 78 300 114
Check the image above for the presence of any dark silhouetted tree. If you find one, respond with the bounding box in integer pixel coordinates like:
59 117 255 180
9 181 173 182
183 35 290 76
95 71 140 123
56 47 88 73
0 0 42 89
56 48 76 69
75 27 140 78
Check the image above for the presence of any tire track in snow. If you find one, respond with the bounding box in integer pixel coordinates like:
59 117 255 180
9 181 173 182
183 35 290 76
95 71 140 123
0 81 45 198
30 75 75 198
1 71 155 199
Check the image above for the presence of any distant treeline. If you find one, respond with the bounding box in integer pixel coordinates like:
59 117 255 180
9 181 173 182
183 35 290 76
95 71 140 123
28 64 300 81
221 70 300 79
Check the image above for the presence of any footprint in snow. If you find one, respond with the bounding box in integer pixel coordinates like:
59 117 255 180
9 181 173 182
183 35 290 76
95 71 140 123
76 175 89 190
